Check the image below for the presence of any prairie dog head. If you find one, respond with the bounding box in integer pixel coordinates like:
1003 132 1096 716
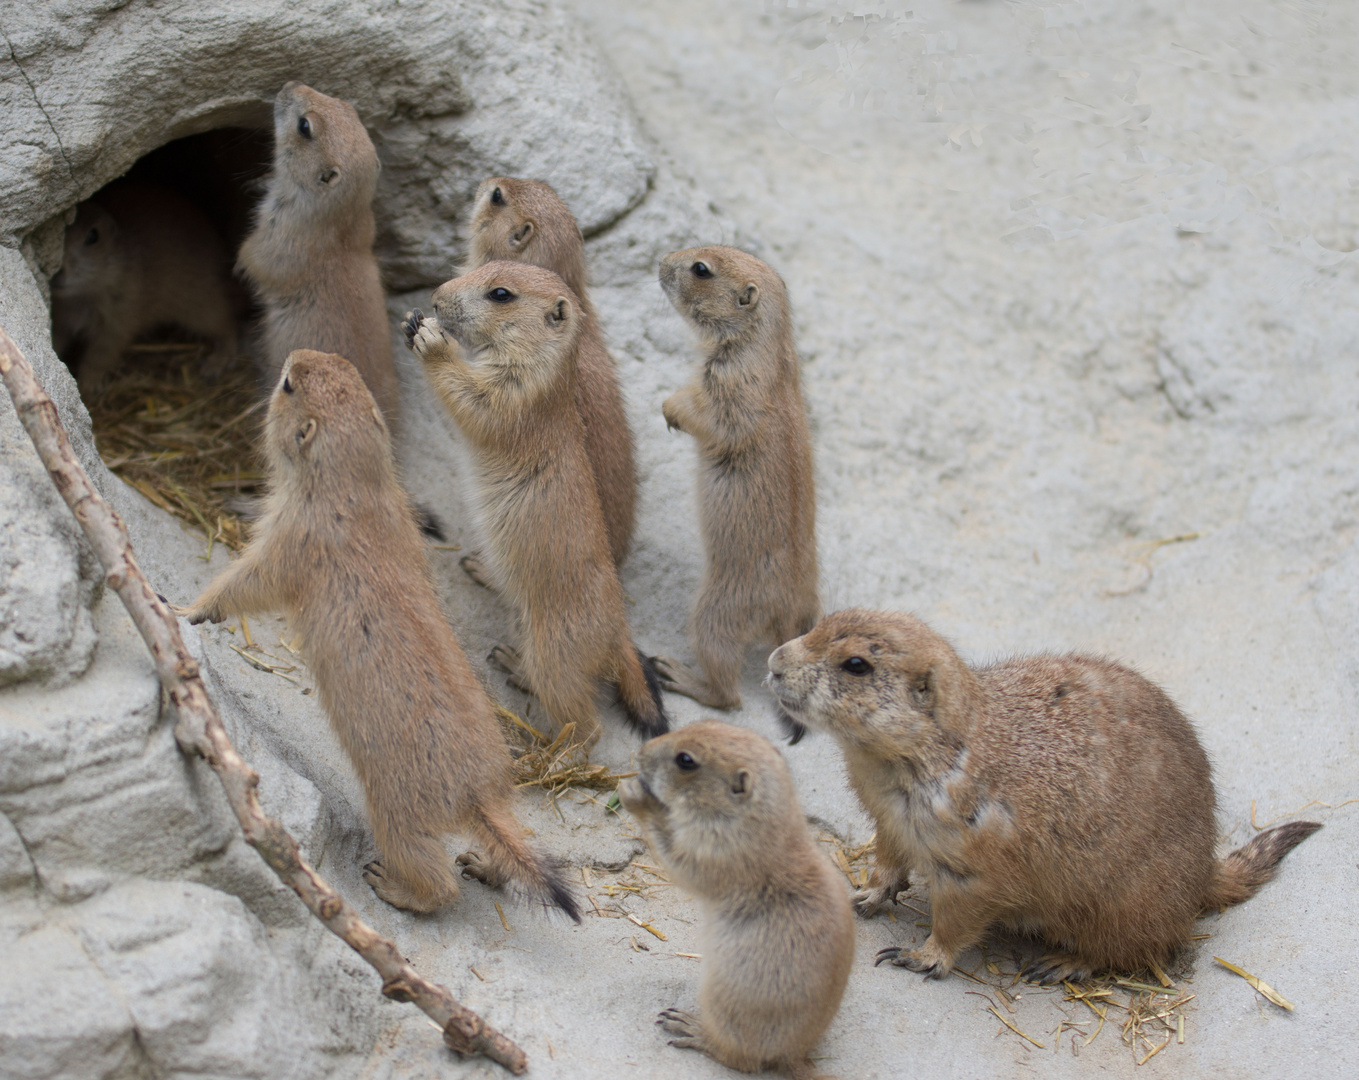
270 82 378 212
431 260 581 377
265 349 391 483
619 721 801 884
659 244 786 342
767 609 981 760
467 177 587 297
51 201 120 300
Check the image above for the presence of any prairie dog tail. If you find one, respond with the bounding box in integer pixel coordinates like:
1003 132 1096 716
472 805 581 923
1203 821 1322 908
617 647 670 739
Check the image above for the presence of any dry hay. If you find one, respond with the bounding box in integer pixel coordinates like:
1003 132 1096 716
494 706 636 799
86 343 264 552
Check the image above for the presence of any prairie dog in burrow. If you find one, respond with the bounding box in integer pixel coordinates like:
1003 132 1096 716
402 260 667 745
464 176 636 566
766 608 1321 983
50 183 239 391
181 349 577 919
619 720 853 1080
654 245 819 712
237 82 399 425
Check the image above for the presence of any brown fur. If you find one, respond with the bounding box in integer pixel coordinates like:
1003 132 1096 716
619 721 853 1080
237 83 399 425
181 349 576 919
403 262 666 744
767 609 1320 982
51 182 239 391
654 245 819 710
465 177 637 565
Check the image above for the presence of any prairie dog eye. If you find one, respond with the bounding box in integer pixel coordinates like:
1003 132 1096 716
298 115 312 139
282 376 294 394
675 751 699 771
691 261 713 279
841 656 872 676
84 228 100 245
487 287 514 303
490 186 504 205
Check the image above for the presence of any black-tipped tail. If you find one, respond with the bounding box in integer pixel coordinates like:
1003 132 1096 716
776 705 808 745
616 649 669 739
1205 820 1322 908
414 504 446 541
544 863 582 924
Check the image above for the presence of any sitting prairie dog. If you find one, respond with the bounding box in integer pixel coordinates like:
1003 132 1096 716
180 349 577 919
465 177 636 565
654 245 819 711
767 608 1322 983
237 82 399 425
402 261 667 744
50 183 239 391
619 720 853 1080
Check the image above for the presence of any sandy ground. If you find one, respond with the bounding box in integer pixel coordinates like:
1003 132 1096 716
135 2 1358 1077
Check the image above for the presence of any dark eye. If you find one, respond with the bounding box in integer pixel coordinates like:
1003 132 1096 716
84 228 99 245
841 656 872 676
675 752 698 771
692 261 713 278
490 186 504 205
487 287 514 303
282 376 294 394
298 116 312 139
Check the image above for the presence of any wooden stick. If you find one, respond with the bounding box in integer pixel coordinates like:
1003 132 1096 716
0 325 527 1074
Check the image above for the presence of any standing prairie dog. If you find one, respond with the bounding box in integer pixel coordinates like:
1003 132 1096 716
402 261 667 744
180 349 577 919
465 177 636 565
767 609 1322 982
655 245 818 711
50 183 239 391
619 721 853 1080
237 82 399 425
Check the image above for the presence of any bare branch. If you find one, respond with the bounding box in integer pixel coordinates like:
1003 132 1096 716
0 324 528 1075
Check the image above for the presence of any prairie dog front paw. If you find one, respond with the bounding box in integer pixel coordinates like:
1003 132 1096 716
406 313 450 364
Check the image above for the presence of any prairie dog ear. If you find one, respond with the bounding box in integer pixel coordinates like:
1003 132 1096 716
547 296 570 327
737 282 759 309
909 668 934 711
510 220 534 248
297 417 318 450
731 768 752 798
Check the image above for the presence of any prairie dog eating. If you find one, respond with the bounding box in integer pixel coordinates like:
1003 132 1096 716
655 245 818 711
465 177 636 565
619 720 853 1080
767 608 1321 982
50 183 239 391
403 261 666 744
182 349 577 919
237 82 399 424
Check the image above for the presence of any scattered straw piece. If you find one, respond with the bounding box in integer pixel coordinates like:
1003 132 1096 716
988 1006 1045 1049
1137 1032 1172 1065
626 913 667 941
494 901 511 934
1148 960 1174 989
1214 957 1294 1011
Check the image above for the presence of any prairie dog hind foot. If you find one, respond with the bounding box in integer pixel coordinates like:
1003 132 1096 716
652 656 741 710
658 1008 706 1051
487 643 533 695
459 552 493 589
363 859 458 914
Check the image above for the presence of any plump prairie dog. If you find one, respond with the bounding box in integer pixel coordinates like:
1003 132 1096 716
463 176 637 566
403 261 667 744
180 349 577 920
237 82 399 425
767 609 1322 983
619 720 853 1080
50 183 239 391
654 245 818 711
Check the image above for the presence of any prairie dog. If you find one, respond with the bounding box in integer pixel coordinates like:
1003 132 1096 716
464 176 636 566
402 261 667 744
181 349 577 919
237 82 399 425
654 245 818 710
619 720 853 1080
50 183 239 391
767 609 1322 982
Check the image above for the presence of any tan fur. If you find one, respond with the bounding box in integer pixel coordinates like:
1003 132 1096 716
50 183 239 391
181 349 576 919
464 177 637 565
237 83 399 425
767 609 1320 982
619 721 853 1080
654 245 819 710
403 262 666 744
